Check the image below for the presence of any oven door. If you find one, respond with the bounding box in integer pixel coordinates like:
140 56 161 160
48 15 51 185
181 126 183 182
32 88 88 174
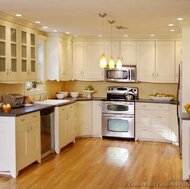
102 113 134 138
102 101 134 114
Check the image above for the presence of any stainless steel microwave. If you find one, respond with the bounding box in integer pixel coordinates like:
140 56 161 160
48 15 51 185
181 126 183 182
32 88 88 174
104 66 137 82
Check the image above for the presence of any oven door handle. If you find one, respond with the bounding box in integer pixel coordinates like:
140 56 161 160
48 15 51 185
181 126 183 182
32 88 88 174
102 114 134 118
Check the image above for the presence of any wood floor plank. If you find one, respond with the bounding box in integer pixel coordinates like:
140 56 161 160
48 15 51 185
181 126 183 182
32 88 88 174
0 138 186 189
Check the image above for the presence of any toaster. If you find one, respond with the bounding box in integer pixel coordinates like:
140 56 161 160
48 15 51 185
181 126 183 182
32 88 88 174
2 94 24 108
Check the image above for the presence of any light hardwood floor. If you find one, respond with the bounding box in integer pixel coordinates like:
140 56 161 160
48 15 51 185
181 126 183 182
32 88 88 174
0 138 187 189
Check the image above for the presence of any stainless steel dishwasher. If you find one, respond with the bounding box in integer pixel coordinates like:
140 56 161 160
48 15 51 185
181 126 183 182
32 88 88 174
40 107 55 158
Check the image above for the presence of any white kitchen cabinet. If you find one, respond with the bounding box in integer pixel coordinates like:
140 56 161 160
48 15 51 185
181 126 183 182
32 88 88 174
76 101 93 137
121 41 136 65
46 33 73 81
92 101 102 137
169 104 179 144
54 103 76 154
135 102 171 142
137 41 175 83
73 42 104 81
0 20 20 81
137 41 155 81
0 111 41 178
19 26 38 81
182 120 190 180
156 41 175 82
16 112 41 171
175 40 182 82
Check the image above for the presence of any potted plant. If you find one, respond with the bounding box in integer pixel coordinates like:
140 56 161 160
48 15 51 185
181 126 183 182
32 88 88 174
31 81 37 89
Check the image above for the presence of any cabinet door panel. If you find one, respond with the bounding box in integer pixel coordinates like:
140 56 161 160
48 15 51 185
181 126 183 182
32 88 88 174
137 41 155 81
156 41 175 82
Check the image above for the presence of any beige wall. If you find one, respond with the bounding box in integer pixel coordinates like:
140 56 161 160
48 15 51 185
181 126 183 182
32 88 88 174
0 81 177 101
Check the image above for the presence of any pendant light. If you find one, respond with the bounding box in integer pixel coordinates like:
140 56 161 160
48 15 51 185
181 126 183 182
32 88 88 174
116 26 122 68
99 13 107 68
108 20 115 68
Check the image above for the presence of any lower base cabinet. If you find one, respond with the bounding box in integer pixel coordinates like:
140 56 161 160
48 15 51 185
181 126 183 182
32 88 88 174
0 111 41 178
54 103 76 154
135 102 171 142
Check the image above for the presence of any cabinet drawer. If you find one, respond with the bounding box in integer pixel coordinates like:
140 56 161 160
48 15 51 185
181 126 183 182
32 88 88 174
136 110 169 125
136 103 169 111
58 104 74 114
16 111 40 126
136 126 171 141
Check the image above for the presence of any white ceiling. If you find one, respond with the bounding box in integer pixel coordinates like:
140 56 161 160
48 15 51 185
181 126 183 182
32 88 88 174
1 0 190 39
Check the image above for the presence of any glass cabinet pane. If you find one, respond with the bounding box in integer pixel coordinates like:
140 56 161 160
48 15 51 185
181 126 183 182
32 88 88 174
11 44 16 57
21 31 27 44
0 58 5 72
22 46 27 58
11 59 17 72
31 34 35 46
21 60 27 72
0 42 5 56
31 60 35 72
11 28 16 42
0 25 5 40
31 47 35 59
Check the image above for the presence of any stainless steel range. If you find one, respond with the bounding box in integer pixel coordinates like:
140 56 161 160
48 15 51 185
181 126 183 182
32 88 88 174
102 86 138 139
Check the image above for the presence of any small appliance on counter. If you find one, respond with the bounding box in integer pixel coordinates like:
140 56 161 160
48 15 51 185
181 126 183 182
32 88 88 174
2 94 24 108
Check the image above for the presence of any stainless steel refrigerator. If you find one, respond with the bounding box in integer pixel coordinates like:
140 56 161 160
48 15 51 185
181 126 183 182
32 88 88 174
177 62 183 158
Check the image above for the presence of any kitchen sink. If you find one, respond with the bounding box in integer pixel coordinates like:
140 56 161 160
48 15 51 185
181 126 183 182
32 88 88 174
35 99 70 105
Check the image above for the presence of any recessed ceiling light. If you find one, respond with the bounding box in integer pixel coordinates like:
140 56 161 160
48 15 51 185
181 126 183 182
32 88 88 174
35 21 41 24
43 26 48 29
53 30 58 32
170 29 175 32
124 34 128 37
66 32 70 35
168 24 174 27
150 34 155 37
98 34 102 37
177 17 183 21
73 35 78 37
16 13 22 17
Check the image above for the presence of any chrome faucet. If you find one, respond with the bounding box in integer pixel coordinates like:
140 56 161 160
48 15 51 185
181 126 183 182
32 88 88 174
39 91 47 101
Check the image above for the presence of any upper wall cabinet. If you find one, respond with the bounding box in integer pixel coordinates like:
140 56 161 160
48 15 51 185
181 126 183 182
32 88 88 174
0 13 39 83
46 33 73 81
137 41 175 83
19 26 38 81
121 41 136 65
175 41 182 82
73 41 104 81
0 20 20 81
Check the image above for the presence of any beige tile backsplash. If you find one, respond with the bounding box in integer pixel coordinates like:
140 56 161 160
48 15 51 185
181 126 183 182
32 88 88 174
0 81 177 101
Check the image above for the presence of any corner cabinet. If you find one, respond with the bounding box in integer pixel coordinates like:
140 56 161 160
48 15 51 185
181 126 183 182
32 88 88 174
54 103 76 154
46 33 73 81
73 42 104 81
0 111 41 178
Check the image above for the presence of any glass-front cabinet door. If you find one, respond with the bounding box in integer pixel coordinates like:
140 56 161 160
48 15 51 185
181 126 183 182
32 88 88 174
20 26 38 81
0 20 19 81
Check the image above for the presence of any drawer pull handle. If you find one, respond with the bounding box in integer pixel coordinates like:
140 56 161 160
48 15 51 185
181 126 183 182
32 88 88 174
33 115 37 118
157 130 164 133
142 115 147 117
157 105 163 108
142 105 147 107
20 118 25 121
142 129 147 131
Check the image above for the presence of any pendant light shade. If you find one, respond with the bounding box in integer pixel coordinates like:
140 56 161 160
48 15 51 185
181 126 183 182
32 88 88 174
109 56 115 68
116 58 122 68
100 54 107 68
99 13 107 68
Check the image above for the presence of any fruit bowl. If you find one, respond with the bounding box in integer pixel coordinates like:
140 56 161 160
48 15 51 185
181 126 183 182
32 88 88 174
2 104 11 112
184 103 190 115
83 90 95 99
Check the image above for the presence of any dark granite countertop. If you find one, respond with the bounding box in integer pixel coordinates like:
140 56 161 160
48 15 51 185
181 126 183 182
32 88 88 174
182 112 190 120
0 97 177 117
